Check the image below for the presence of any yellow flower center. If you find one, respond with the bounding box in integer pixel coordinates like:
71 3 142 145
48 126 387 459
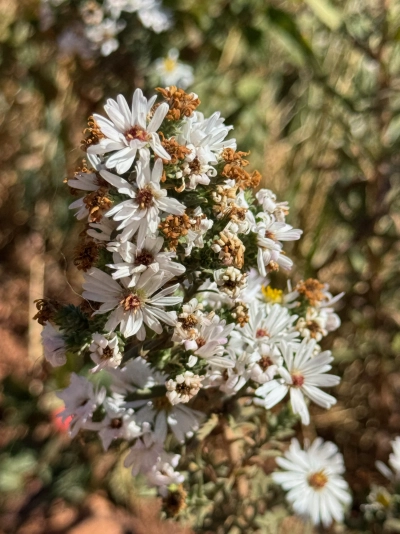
164 57 177 72
308 470 328 490
261 285 283 303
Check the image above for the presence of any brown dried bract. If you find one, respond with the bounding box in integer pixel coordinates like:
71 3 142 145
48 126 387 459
33 299 61 325
162 484 187 517
295 278 327 306
81 116 105 151
221 148 261 189
83 186 112 222
159 133 191 164
214 231 245 269
159 213 192 251
73 238 100 271
156 86 200 121
231 301 249 327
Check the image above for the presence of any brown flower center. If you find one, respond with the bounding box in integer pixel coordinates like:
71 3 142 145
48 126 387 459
136 187 154 210
259 356 273 370
181 314 198 330
125 125 149 143
101 346 114 361
153 396 172 411
265 230 276 240
291 372 305 387
296 278 327 306
196 337 206 348
175 382 192 396
256 328 269 338
110 417 123 429
120 293 142 312
135 250 154 266
306 320 323 338
189 157 201 174
308 470 328 489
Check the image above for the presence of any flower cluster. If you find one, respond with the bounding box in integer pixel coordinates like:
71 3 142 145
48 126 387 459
42 0 172 57
37 86 350 526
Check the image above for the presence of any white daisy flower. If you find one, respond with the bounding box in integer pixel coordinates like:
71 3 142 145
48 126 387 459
183 207 213 255
256 189 289 222
204 351 254 395
88 88 170 173
85 18 126 57
166 371 204 405
124 424 165 475
101 154 185 245
41 322 67 367
107 235 185 286
250 343 282 384
178 111 236 166
184 314 235 368
376 437 400 481
154 48 194 89
89 332 122 372
273 437 351 527
255 214 302 276
56 373 106 438
214 266 247 299
111 358 205 443
233 301 299 350
96 397 142 451
254 339 340 425
146 455 184 496
82 268 181 340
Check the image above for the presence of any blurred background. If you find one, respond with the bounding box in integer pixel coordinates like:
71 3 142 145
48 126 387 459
1 0 400 532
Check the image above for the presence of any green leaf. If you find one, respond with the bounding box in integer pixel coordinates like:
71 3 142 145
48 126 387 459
304 0 343 31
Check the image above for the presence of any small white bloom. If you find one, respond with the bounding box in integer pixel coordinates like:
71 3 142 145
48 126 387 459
234 301 299 351
254 214 302 276
57 373 106 438
89 332 122 372
256 189 289 222
166 371 204 405
111 358 204 443
137 3 172 33
146 455 184 496
273 438 351 527
178 111 236 166
88 89 170 173
101 154 185 245
41 322 67 367
376 437 400 481
214 266 247 299
154 48 194 89
107 235 185 286
96 397 142 450
255 339 340 425
82 267 181 340
85 18 126 57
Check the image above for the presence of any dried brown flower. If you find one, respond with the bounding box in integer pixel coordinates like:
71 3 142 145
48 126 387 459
81 116 105 151
159 133 191 164
33 299 61 325
73 238 100 271
231 301 249 327
213 231 245 269
159 213 192 251
162 484 187 517
221 148 261 189
156 86 200 121
295 278 327 306
83 186 112 222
